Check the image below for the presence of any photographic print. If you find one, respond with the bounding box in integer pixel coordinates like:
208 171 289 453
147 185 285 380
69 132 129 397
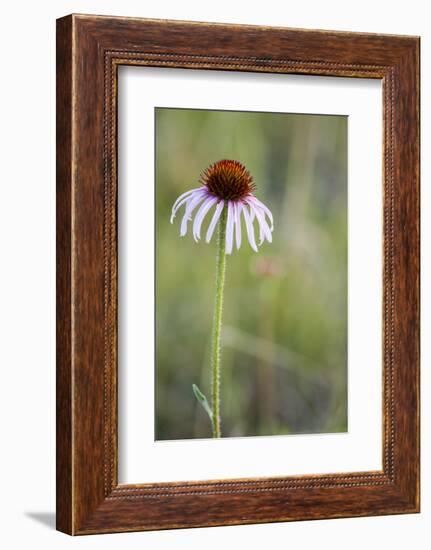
57 16 420 533
155 107 348 441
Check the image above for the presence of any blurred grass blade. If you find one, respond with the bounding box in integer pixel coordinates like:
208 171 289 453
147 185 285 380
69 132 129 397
192 384 214 425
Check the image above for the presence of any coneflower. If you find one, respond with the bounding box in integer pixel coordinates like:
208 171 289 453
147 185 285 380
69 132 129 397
171 159 274 437
171 159 273 253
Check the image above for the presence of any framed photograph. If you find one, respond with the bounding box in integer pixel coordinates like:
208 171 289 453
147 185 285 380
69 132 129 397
56 14 420 535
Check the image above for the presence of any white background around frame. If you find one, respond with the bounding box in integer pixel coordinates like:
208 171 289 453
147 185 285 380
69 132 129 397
118 66 382 484
1 1 429 549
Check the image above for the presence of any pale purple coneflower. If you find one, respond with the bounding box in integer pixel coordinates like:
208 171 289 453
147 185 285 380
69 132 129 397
170 160 274 438
170 159 273 254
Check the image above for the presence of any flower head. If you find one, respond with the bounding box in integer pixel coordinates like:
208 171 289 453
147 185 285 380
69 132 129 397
170 160 273 254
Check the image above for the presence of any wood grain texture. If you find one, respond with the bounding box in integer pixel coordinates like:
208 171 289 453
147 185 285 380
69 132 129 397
56 14 420 535
56 15 73 535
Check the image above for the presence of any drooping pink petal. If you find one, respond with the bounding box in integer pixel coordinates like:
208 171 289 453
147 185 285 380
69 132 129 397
206 200 225 243
242 205 258 252
235 202 242 250
248 195 274 230
172 186 201 210
170 187 203 223
247 200 272 245
192 195 218 242
225 201 235 255
180 191 207 236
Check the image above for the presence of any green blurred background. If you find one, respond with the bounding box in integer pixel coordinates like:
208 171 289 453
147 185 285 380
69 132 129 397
155 107 347 440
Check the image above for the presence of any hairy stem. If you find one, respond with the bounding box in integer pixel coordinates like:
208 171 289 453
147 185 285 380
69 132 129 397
211 204 228 438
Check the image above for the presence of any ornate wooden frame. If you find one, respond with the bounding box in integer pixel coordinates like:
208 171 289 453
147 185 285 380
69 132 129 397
56 14 420 535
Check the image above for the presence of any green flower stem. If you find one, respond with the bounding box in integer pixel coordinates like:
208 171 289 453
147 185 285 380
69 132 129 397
211 204 228 438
